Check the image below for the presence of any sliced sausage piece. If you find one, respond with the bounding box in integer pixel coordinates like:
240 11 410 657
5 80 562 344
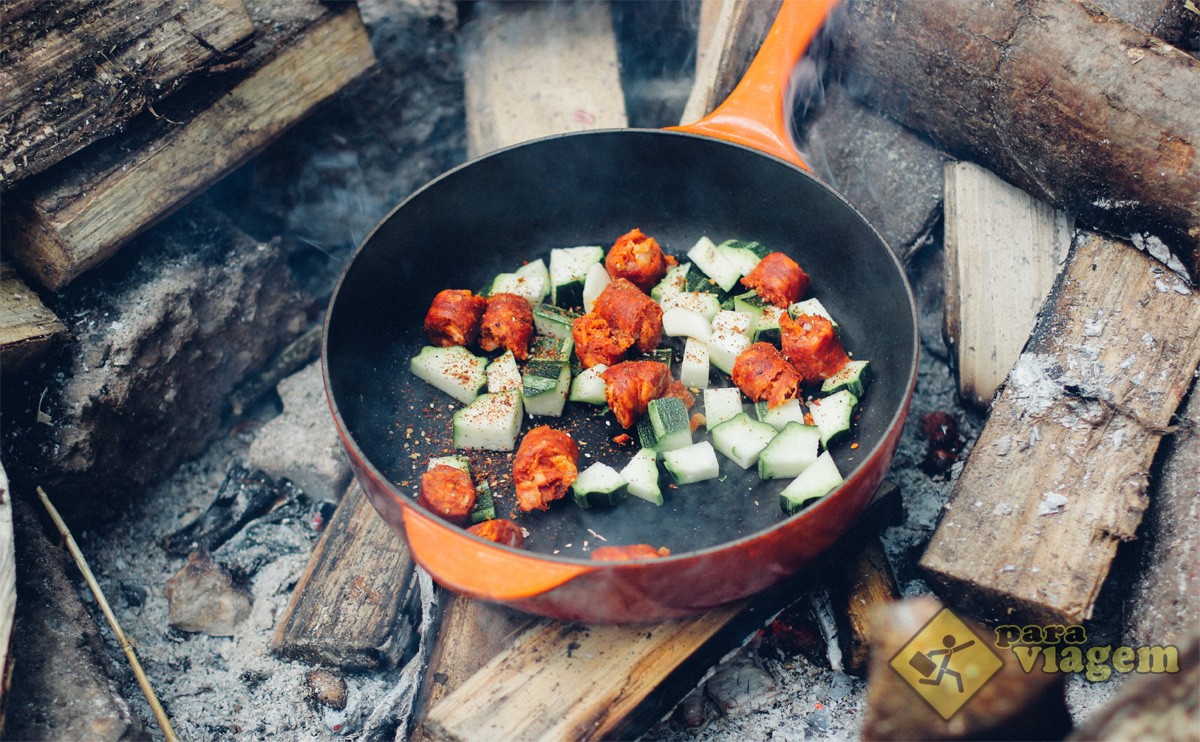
419 464 477 524
590 544 671 561
467 519 525 548
601 360 672 428
663 379 696 409
605 228 668 292
572 312 635 368
740 252 810 308
780 313 850 384
424 289 487 347
731 342 802 409
513 425 580 512
479 292 534 360
593 278 663 353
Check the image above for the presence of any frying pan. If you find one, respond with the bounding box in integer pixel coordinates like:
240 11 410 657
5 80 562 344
324 0 918 623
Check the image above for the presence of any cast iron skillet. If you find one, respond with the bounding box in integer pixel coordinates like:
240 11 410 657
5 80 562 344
323 0 918 622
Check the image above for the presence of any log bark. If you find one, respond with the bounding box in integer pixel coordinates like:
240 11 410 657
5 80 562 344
0 259 65 373
2 0 375 290
0 0 254 186
833 0 1200 277
920 233 1200 625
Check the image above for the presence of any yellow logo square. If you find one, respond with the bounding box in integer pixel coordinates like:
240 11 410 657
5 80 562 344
889 607 1004 720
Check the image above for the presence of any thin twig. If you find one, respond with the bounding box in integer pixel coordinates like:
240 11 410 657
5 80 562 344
37 486 179 742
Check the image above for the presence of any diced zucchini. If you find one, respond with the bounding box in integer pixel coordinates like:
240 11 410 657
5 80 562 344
532 303 580 340
572 462 626 509
568 363 608 405
659 290 721 320
719 239 769 259
684 266 724 295
517 259 551 302
680 338 710 389
821 360 870 398
662 307 711 342
648 396 692 452
686 236 742 292
662 441 721 484
715 239 764 276
582 262 611 313
620 448 662 505
469 481 496 523
410 345 487 404
637 415 659 449
529 335 574 363
702 387 743 429
426 455 470 472
489 259 549 305
522 360 571 417
651 262 691 302
452 390 524 451
732 290 767 317
486 351 522 393
710 412 777 469
789 298 839 332
779 451 843 515
642 348 673 366
809 389 858 448
711 310 754 338
707 329 751 375
753 305 786 345
753 398 808 430
758 422 821 480
550 246 604 307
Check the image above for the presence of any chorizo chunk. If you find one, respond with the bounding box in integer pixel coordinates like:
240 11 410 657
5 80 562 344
590 544 671 561
740 252 809 308
424 289 486 347
663 379 696 409
780 313 849 384
593 278 663 353
419 464 477 524
479 292 534 360
513 426 579 512
731 342 801 409
604 228 668 292
601 360 672 428
572 312 635 368
467 519 525 548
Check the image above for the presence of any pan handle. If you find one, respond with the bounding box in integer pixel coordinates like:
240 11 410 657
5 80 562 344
669 0 839 170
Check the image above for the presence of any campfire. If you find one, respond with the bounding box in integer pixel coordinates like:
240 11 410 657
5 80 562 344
1 0 1196 740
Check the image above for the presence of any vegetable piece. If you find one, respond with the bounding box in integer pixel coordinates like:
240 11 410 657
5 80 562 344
591 544 671 561
410 345 488 404
702 387 743 429
513 425 579 512
620 448 662 505
711 310 754 338
572 312 635 368
528 334 574 362
753 398 808 430
661 441 721 484
778 451 843 515
468 481 497 523
659 290 721 321
715 239 764 276
648 396 692 452
636 415 659 449
485 350 522 393
650 262 691 301
758 422 821 480
601 360 672 428
568 363 608 405
452 390 524 451
680 338 710 389
426 455 470 472
489 259 550 305
809 389 859 448
707 329 751 375
572 462 627 508
532 303 581 340
731 342 801 409
752 305 786 345
740 252 809 308
662 307 712 342
642 348 673 366
550 246 605 307
419 464 477 524
467 518 524 548
789 298 837 329
709 412 777 469
521 360 571 417
686 236 742 292
821 360 870 398
780 313 850 384
605 228 668 292
424 289 487 347
479 292 534 360
594 278 663 353
582 262 611 313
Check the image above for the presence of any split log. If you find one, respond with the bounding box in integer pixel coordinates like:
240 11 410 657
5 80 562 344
833 0 1200 277
943 162 1073 406
0 0 254 186
1090 0 1200 54
0 260 65 374
832 537 899 676
271 483 414 670
3 0 376 290
920 233 1200 625
682 0 779 124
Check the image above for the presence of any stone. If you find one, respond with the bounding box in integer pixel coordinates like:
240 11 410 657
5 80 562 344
5 498 143 741
249 361 351 503
165 551 252 636
306 668 348 710
704 649 778 718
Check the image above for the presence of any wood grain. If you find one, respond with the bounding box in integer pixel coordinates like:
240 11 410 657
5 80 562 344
3 0 375 290
271 483 415 670
0 259 65 373
920 233 1200 624
944 162 1072 406
0 0 254 186
682 0 779 123
832 538 898 676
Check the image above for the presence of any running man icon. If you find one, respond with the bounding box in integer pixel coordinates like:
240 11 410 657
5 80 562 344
914 634 976 693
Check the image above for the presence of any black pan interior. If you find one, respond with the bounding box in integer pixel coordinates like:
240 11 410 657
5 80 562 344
325 130 917 558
